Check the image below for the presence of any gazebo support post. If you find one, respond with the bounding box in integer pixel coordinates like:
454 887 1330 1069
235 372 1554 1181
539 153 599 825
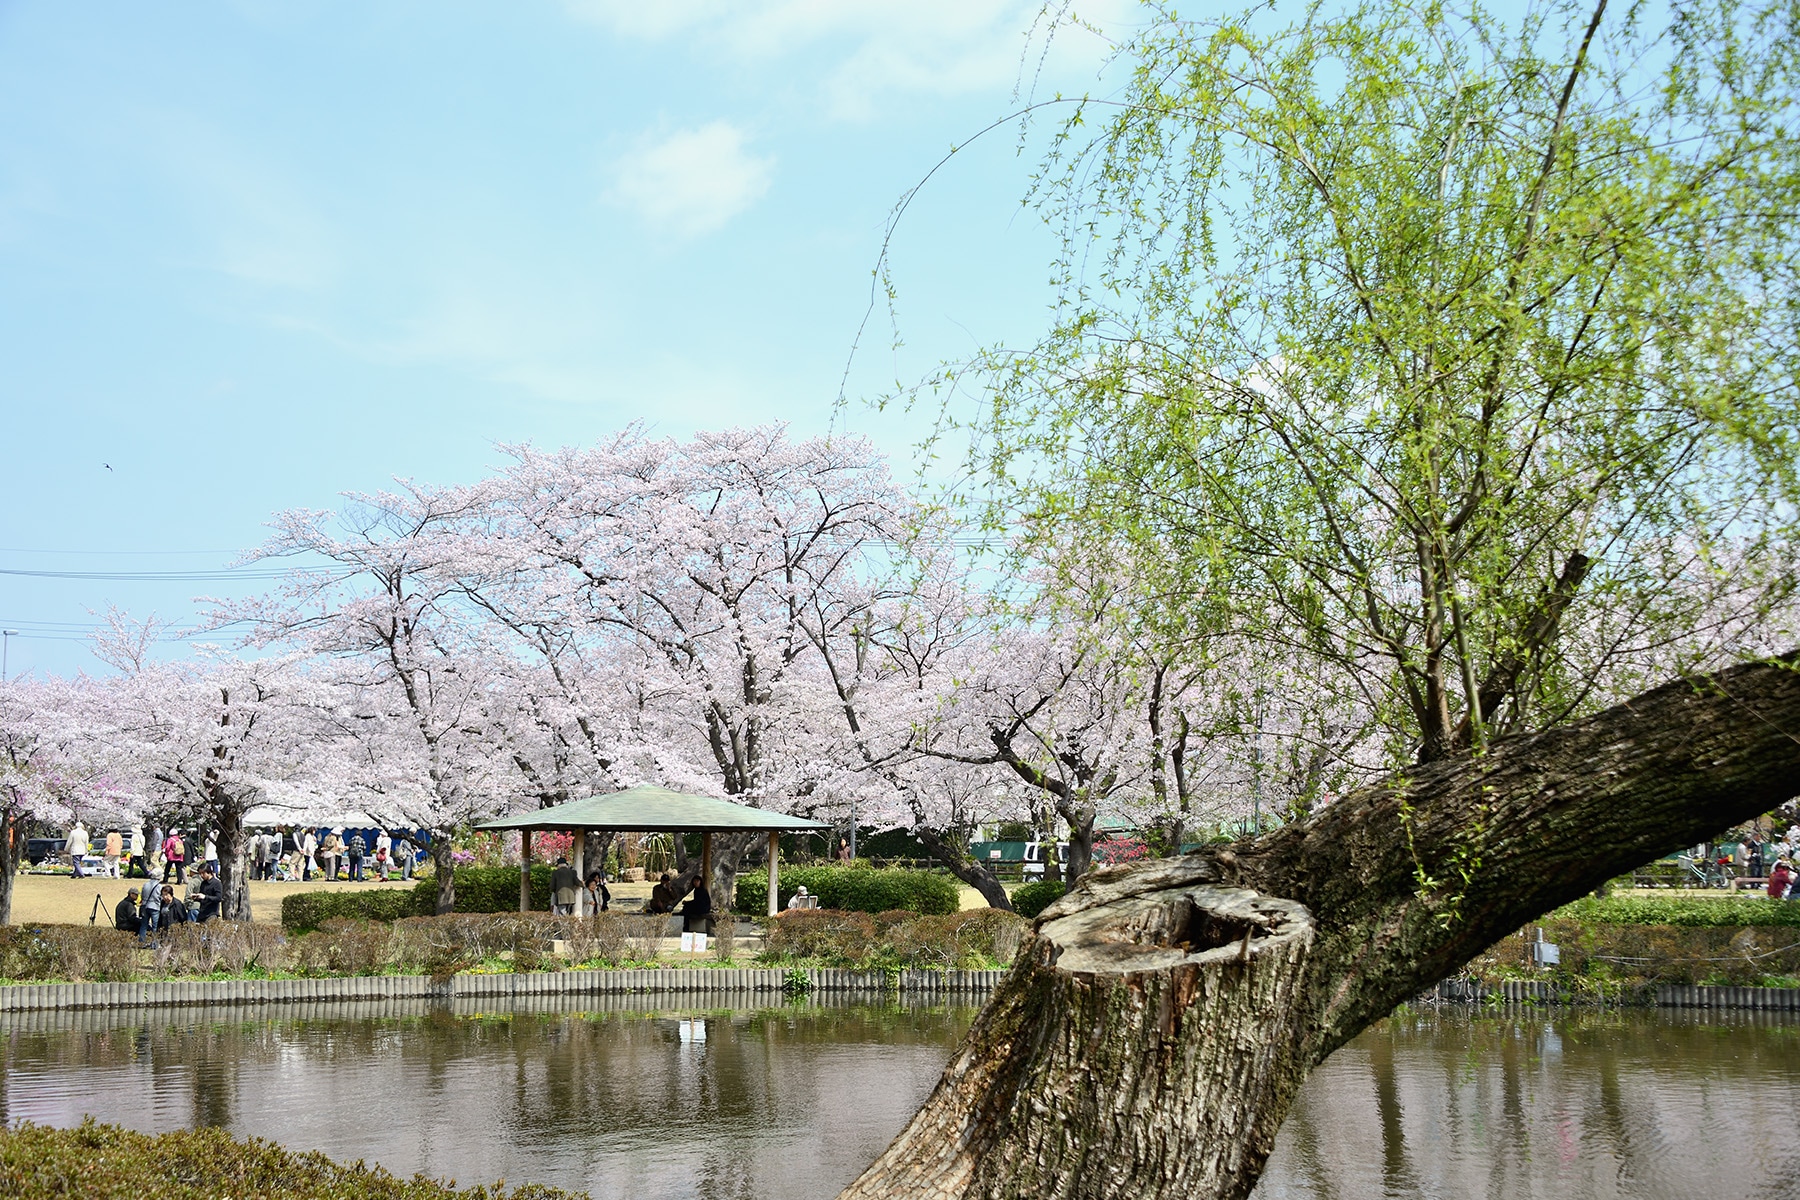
520 830 531 913
573 829 587 917
767 830 778 918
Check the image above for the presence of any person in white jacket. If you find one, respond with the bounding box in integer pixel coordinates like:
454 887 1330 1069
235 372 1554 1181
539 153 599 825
67 822 90 878
127 827 147 878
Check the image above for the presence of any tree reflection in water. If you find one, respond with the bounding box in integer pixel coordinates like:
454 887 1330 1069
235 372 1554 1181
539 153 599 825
3 1000 1798 1198
1256 1008 1800 1198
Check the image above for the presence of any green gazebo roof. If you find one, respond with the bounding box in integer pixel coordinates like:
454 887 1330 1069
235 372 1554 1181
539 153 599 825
472 785 830 834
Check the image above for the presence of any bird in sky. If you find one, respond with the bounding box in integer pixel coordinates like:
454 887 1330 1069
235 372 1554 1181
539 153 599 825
103 463 113 471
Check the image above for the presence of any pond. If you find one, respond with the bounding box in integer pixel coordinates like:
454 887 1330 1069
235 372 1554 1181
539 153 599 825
3 996 1797 1199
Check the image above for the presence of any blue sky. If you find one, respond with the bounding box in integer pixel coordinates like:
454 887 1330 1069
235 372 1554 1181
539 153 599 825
0 0 1129 678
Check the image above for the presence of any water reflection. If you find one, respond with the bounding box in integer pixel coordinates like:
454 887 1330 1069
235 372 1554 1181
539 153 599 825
1 997 974 1200
1255 1008 1800 1199
5 1001 1800 1198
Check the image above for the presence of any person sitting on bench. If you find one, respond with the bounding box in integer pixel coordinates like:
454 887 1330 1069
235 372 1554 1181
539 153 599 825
680 883 712 933
646 871 679 914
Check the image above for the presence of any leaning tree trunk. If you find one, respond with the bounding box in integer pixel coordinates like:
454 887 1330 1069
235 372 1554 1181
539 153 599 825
842 654 1800 1200
916 827 1014 911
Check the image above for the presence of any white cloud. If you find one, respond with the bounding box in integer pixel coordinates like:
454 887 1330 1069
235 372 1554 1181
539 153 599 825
566 0 1126 120
606 122 774 239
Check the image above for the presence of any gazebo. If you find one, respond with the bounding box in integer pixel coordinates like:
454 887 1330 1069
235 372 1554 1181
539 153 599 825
472 785 829 917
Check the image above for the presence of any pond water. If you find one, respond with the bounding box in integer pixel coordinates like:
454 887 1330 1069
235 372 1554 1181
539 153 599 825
3 996 1797 1199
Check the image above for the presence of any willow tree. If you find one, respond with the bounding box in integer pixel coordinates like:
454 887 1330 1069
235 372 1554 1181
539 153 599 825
847 2 1800 1198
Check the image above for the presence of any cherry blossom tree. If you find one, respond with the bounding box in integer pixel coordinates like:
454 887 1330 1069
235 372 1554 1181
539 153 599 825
226 487 526 913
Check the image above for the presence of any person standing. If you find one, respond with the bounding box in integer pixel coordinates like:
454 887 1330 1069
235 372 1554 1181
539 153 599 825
67 821 90 878
347 831 366 882
126 826 147 879
551 857 580 915
585 870 610 913
204 831 218 876
299 828 318 881
321 830 343 880
137 877 163 945
393 834 415 881
1747 834 1767 880
148 825 164 878
103 828 123 878
836 836 852 864
162 829 186 885
256 830 277 881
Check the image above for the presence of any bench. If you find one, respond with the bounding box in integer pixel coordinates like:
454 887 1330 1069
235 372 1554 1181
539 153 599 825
1731 876 1772 892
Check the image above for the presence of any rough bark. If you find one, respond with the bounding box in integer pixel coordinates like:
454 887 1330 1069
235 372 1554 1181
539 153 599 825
0 806 20 925
213 804 252 922
916 826 1014 911
841 654 1800 1200
432 828 456 915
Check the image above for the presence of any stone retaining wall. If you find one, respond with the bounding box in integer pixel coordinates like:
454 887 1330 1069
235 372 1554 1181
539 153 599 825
0 966 1009 1013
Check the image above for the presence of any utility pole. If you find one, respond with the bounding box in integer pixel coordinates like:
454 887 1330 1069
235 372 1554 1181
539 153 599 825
1 630 16 682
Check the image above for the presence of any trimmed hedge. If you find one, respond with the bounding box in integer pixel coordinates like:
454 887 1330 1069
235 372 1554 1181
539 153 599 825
281 887 430 933
735 865 960 916
1009 880 1067 920
282 865 558 932
0 1118 583 1199
1555 894 1800 928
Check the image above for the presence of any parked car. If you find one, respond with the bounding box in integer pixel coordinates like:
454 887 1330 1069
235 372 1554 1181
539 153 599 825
25 837 67 866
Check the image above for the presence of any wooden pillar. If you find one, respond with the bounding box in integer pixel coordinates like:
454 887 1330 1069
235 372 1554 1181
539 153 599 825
574 829 587 917
767 830 779 918
519 829 531 913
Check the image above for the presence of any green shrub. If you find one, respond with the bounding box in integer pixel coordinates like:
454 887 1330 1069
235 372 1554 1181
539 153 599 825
1010 880 1067 920
281 866 559 931
1555 894 1800 927
437 865 555 914
1471 917 1800 987
281 886 430 933
0 1118 586 1199
734 865 959 915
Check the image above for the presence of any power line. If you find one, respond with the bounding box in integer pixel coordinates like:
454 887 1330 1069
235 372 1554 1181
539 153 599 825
0 567 290 581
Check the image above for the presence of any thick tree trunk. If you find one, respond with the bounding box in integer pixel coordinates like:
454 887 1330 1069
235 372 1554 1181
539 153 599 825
842 654 1800 1200
432 828 456 915
916 827 1014 911
0 805 20 925
213 803 252 922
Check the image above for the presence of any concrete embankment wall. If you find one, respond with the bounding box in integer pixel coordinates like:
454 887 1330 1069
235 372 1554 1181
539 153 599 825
0 967 1007 1013
1421 977 1800 1010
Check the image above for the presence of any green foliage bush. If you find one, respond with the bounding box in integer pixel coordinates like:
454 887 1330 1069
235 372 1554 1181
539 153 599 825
1472 917 1800 988
1009 880 1067 920
734 865 959 916
281 886 431 933
282 866 558 931
0 1118 585 1199
761 907 1027 969
1555 894 1800 928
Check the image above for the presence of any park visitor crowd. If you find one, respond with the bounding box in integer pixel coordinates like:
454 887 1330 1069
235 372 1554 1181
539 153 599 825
54 821 420 885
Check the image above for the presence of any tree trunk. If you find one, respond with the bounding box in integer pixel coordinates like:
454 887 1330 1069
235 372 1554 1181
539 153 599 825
916 827 1014 911
0 806 20 926
841 653 1800 1200
432 828 456 915
213 802 252 922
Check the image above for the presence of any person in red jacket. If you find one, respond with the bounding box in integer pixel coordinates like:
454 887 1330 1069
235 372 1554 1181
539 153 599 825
1766 860 1794 900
